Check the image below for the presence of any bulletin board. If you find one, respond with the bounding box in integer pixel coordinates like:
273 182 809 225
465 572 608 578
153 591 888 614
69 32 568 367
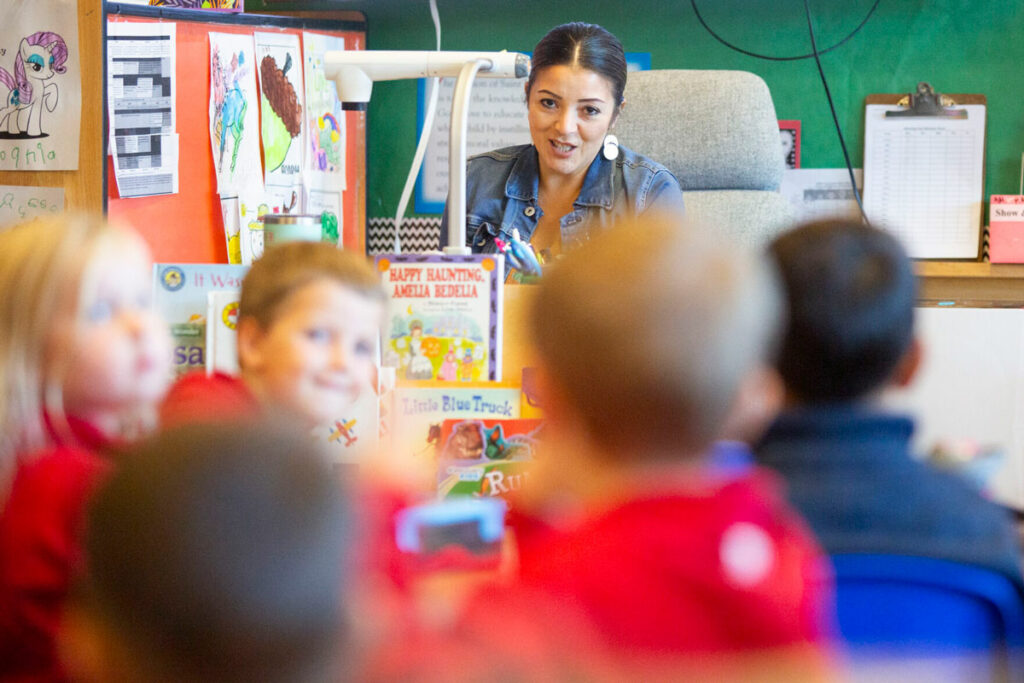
103 4 366 263
0 0 104 215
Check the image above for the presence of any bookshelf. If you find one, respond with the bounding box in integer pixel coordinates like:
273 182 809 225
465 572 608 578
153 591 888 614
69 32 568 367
917 261 1024 307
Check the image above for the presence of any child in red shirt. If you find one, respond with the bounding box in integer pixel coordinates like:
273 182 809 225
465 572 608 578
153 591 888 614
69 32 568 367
159 241 384 431
460 213 837 673
0 214 172 681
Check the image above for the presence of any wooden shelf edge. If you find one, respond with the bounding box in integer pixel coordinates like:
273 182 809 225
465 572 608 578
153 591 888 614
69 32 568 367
915 261 1024 279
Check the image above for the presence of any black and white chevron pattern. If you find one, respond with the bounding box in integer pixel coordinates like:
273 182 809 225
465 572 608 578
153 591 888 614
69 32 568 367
368 217 443 255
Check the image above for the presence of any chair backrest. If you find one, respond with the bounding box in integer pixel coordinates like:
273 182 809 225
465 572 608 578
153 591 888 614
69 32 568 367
832 554 1024 679
613 69 793 246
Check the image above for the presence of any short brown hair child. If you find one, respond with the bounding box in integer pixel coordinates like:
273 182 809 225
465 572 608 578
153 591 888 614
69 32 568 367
161 242 385 429
63 420 351 683
530 212 782 456
239 241 384 330
485 213 834 658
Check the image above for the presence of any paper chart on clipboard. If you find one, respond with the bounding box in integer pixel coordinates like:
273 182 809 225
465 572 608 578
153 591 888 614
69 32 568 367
863 101 985 259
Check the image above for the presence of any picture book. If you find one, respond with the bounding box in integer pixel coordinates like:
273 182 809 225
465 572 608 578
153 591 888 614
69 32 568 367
205 290 240 375
153 263 247 376
170 321 205 377
376 253 504 382
389 382 522 474
436 418 543 503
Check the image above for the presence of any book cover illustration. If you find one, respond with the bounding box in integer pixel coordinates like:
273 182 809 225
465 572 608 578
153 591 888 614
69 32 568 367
376 253 504 382
388 383 521 480
436 418 543 502
153 263 247 376
205 290 240 375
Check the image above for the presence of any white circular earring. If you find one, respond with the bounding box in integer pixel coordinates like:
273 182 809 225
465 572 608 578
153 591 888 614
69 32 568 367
602 133 619 161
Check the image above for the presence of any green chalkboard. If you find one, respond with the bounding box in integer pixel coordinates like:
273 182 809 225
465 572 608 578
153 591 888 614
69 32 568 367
273 0 1024 220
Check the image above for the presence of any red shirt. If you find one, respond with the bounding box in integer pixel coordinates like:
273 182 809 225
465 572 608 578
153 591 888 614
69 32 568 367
479 468 834 655
0 418 112 682
159 371 262 428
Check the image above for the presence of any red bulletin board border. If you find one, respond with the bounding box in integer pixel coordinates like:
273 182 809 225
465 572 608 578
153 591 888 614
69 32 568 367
104 7 366 263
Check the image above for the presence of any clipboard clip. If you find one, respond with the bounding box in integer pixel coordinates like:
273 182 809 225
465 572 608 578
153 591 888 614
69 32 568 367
886 82 967 119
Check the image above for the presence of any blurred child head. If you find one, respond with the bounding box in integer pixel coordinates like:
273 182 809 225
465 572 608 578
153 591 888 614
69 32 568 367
237 242 385 426
529 212 782 460
0 214 170 484
768 219 917 404
64 420 351 683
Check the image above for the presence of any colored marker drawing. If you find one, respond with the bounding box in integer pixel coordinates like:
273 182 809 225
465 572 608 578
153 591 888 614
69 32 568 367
259 52 302 173
0 31 68 139
302 32 345 177
313 111 342 171
211 44 249 174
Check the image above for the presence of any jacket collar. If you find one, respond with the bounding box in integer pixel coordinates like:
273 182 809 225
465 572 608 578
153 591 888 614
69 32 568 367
759 403 915 453
505 145 615 210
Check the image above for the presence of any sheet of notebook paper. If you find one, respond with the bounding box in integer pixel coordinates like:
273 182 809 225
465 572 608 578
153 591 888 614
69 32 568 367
863 103 986 258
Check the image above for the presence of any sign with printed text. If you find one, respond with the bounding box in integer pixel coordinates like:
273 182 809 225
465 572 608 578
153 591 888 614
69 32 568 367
0 184 63 229
989 195 1024 263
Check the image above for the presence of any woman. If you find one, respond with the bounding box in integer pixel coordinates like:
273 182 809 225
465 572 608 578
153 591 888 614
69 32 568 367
441 22 684 272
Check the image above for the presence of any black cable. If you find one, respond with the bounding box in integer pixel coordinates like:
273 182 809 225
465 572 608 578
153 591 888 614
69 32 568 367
690 0 881 62
802 0 869 223
689 0 875 224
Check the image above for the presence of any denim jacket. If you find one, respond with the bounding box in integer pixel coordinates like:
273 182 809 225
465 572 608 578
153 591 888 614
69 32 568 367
440 143 684 255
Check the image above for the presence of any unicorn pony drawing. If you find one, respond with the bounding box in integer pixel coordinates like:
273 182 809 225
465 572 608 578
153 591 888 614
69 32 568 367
0 31 68 138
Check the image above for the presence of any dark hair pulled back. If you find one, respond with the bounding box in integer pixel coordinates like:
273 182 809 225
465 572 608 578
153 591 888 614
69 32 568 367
526 23 627 109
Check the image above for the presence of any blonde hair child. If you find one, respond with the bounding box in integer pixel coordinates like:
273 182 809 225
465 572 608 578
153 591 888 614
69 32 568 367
0 214 171 679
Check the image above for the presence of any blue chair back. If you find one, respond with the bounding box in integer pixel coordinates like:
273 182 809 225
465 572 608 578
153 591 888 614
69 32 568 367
832 554 1024 678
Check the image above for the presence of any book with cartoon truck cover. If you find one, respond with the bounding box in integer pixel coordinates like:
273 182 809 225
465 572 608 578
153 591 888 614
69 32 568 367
386 382 521 485
376 253 504 382
436 418 544 503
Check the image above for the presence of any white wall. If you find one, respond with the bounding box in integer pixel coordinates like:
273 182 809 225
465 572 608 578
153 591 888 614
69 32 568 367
882 307 1024 509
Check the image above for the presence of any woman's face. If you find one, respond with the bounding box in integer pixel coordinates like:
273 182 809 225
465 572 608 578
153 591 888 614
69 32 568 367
527 64 618 183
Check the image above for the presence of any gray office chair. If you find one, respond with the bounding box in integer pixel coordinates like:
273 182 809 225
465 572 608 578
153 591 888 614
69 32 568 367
614 69 793 246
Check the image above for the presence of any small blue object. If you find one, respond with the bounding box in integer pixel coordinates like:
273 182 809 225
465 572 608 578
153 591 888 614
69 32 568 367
937 301 957 306
394 497 507 553
495 229 542 277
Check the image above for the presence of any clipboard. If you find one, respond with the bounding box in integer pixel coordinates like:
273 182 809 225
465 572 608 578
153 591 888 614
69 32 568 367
863 83 987 260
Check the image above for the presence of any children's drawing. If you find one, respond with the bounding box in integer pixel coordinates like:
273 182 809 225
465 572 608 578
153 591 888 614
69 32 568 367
259 52 301 172
236 193 267 264
212 48 247 174
0 32 67 138
302 32 346 194
255 32 304 206
208 33 261 196
0 1 81 170
313 110 342 172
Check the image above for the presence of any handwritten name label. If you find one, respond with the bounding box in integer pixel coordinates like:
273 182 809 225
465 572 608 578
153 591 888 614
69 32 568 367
0 140 62 171
0 185 64 230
